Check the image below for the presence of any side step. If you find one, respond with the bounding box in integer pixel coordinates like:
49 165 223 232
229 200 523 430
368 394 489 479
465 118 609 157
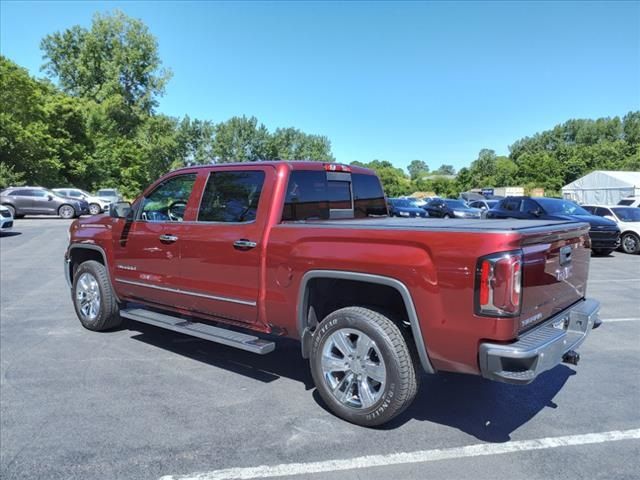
120 308 275 354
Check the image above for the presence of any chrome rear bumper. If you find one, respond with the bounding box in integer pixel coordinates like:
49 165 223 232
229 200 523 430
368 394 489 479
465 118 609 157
479 298 600 384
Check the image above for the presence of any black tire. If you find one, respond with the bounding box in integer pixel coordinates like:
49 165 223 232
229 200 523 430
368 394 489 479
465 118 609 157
310 307 419 427
592 248 614 257
58 204 77 219
89 203 102 215
72 260 121 331
621 232 640 255
3 204 16 218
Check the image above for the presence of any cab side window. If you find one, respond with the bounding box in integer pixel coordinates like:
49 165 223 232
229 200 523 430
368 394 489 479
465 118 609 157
140 174 196 222
197 171 265 223
503 198 520 211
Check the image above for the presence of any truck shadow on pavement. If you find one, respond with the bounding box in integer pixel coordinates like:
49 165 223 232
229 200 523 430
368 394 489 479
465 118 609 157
383 367 576 442
128 321 574 443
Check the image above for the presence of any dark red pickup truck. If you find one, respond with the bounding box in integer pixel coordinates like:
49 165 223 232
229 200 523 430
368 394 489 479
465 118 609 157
65 162 600 426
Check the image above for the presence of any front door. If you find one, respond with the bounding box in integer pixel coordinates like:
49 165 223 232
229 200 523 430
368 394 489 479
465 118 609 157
112 173 197 309
177 167 274 325
31 190 58 214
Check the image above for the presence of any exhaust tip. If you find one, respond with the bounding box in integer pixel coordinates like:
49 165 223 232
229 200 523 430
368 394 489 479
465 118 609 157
562 350 580 366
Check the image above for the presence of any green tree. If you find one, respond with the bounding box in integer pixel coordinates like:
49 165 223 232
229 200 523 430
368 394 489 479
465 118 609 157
407 159 429 180
41 10 171 113
432 164 456 175
212 116 269 162
267 127 334 161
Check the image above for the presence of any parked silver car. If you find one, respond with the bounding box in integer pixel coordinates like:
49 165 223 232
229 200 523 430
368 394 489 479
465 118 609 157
95 188 122 205
53 188 110 215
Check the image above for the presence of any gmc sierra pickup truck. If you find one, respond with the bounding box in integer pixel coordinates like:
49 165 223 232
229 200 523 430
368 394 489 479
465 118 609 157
65 162 600 426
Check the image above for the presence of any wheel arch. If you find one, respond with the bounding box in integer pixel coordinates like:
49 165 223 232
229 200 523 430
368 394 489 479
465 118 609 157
297 270 435 374
66 244 120 301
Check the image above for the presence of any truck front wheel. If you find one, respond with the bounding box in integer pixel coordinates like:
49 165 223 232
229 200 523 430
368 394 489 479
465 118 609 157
310 307 419 427
72 260 122 331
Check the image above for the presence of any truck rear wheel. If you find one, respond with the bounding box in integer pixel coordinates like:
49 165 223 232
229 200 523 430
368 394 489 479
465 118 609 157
72 260 122 331
310 307 419 427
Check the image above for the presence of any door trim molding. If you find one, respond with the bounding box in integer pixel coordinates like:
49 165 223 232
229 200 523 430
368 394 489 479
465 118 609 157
114 278 257 307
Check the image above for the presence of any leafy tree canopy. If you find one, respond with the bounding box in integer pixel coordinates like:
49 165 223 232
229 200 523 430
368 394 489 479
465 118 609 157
41 10 171 114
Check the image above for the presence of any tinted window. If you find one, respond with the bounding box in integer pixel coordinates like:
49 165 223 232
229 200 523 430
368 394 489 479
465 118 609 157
612 208 640 221
327 180 352 210
352 174 386 217
444 199 467 209
198 171 265 223
594 207 611 217
68 190 83 198
11 189 37 196
582 206 596 214
521 199 539 213
535 198 590 215
282 171 330 221
618 199 634 206
502 198 520 211
140 174 196 222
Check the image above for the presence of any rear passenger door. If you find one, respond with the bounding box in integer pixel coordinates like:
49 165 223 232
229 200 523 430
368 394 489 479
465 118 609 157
177 166 275 325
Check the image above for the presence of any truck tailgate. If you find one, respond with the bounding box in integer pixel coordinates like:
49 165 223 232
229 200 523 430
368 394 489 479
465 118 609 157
519 223 591 331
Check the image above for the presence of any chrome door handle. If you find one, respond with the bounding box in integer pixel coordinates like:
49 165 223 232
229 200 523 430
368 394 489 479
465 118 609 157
233 239 257 249
159 234 178 243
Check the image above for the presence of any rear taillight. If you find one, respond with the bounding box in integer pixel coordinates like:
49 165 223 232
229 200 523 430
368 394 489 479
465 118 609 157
475 251 523 317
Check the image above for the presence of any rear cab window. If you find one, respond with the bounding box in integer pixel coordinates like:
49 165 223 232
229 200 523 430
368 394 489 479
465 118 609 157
282 168 387 221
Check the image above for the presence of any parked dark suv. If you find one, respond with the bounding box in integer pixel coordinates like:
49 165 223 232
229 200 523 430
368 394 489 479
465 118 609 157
0 187 89 219
487 196 620 256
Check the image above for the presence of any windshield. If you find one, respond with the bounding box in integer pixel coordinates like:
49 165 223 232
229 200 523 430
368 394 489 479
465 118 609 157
486 200 498 207
536 198 590 215
391 199 411 207
444 199 468 209
612 208 640 222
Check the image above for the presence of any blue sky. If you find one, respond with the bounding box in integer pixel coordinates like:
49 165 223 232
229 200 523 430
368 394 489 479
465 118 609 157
1 1 639 172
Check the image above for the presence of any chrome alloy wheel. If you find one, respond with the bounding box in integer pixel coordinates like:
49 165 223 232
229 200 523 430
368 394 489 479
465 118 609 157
89 203 101 215
76 272 101 320
321 328 386 409
59 205 75 219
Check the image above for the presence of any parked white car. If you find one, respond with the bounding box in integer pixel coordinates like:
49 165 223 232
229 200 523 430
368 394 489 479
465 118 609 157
583 205 640 254
0 204 14 233
53 188 111 215
617 196 640 208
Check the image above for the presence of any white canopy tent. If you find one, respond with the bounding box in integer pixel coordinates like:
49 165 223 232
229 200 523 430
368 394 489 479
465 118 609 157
562 170 640 205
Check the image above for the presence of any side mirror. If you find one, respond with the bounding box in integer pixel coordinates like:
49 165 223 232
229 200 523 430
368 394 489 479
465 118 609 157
47 195 53 201
110 201 132 219
530 208 542 217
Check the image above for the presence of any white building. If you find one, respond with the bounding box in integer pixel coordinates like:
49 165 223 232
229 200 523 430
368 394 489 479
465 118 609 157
562 170 640 205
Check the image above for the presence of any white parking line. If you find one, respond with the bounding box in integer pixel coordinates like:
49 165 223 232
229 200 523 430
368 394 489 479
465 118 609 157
159 428 640 480
602 317 640 323
588 278 640 283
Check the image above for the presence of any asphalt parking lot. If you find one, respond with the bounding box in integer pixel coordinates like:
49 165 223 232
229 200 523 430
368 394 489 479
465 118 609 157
1 218 639 480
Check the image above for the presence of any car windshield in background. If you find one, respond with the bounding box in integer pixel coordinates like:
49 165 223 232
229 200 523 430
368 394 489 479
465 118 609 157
444 200 467 209
392 199 413 208
486 200 498 208
536 198 590 216
98 190 116 196
613 208 640 222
